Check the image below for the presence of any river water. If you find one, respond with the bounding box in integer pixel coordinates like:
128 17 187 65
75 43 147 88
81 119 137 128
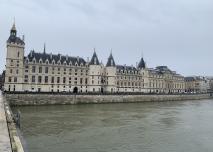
11 99 213 152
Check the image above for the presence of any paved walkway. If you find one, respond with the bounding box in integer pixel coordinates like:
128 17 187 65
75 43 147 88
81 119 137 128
0 92 12 152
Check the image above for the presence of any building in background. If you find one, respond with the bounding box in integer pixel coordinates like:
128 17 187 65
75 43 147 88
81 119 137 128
185 76 210 93
4 23 185 93
148 66 185 94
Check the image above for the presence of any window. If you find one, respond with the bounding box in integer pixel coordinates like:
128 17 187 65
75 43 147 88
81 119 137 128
32 76 35 83
8 77 12 82
69 77 71 80
16 69 19 74
17 52 20 57
58 68 60 74
45 76 48 83
24 75 28 83
10 69 12 74
51 77 54 83
80 78 83 84
39 67 42 73
63 77 66 83
52 67 55 74
32 66 36 73
45 67 48 74
85 78 88 84
14 77 17 82
57 77 60 83
38 76 42 83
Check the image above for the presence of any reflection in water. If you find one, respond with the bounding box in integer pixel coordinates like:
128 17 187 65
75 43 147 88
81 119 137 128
9 98 213 152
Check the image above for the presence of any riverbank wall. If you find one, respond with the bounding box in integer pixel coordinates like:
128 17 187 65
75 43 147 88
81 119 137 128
5 93 212 106
3 98 24 152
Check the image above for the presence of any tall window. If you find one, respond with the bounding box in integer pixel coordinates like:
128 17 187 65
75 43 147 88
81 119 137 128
51 77 54 83
57 77 60 83
38 76 42 83
32 76 35 83
32 66 36 73
8 77 12 82
24 75 28 83
45 67 48 74
63 77 66 83
39 67 42 73
14 77 17 82
45 76 48 83
17 51 20 57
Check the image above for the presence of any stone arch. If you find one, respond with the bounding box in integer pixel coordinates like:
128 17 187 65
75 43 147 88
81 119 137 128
73 87 78 94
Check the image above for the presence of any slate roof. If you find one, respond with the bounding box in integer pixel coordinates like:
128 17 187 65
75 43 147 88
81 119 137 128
155 66 173 74
116 65 138 71
106 53 116 67
89 51 100 65
26 51 86 65
7 23 25 45
7 35 25 45
137 57 146 69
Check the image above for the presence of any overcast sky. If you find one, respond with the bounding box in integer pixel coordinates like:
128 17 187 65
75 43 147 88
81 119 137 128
1 0 213 76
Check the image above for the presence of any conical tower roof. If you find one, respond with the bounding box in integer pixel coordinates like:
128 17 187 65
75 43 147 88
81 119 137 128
89 50 100 65
138 57 146 69
106 52 116 67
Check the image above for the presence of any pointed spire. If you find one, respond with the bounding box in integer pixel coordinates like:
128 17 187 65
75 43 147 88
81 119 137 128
138 57 146 69
89 49 100 65
10 18 17 36
106 51 115 67
43 43 46 54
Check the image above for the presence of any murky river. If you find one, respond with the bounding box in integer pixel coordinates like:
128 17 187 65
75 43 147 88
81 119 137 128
11 99 213 152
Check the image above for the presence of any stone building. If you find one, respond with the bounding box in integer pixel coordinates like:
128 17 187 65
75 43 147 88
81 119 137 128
147 66 185 93
185 76 210 93
4 23 185 93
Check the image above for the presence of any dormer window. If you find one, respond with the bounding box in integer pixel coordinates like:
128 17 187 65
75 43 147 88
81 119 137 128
39 59 42 64
46 60 49 64
33 58 36 64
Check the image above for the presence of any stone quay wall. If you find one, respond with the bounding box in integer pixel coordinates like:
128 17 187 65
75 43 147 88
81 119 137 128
3 98 24 152
4 93 212 106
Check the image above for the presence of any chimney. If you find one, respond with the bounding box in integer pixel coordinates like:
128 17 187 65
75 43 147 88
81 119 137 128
77 56 79 62
66 55 68 61
136 62 138 68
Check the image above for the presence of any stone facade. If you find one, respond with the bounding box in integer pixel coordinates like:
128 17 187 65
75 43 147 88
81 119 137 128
4 23 185 93
185 76 210 93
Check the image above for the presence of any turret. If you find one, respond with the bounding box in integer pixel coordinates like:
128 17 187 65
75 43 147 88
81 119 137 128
105 52 116 93
88 49 103 93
